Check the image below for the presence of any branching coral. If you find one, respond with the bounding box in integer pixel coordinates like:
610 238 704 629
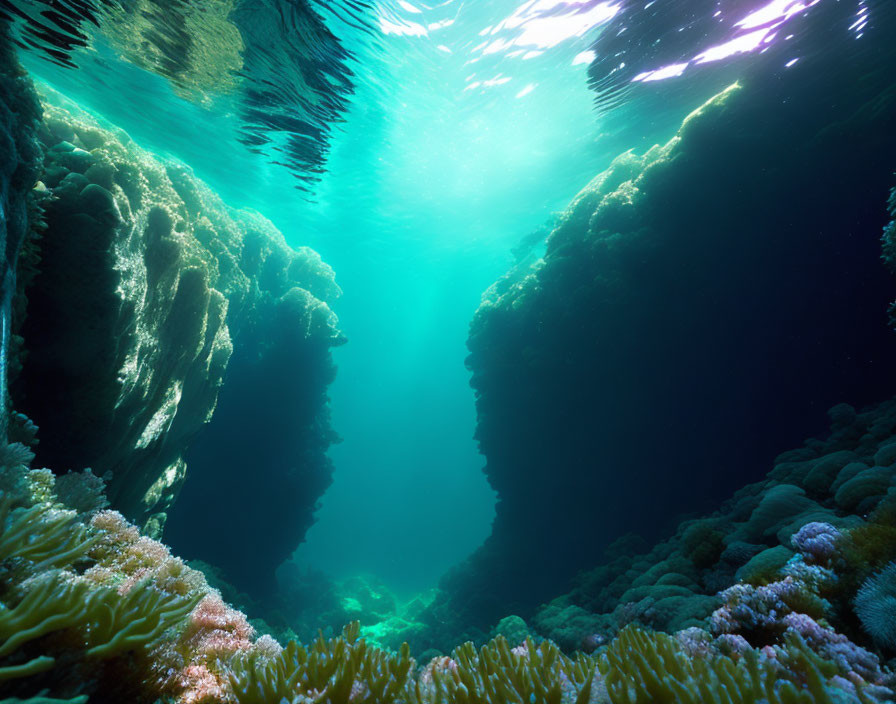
0 489 201 692
223 623 599 704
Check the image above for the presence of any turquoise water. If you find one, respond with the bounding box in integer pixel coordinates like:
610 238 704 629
4 0 885 599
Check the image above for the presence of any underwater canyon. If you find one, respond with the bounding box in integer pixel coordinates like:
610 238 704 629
1 0 896 702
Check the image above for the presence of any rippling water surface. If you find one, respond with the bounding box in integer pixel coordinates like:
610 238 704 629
3 0 889 590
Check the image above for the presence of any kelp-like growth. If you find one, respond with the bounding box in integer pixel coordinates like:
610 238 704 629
601 627 865 704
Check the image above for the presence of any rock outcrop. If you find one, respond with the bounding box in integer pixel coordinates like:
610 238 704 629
0 33 42 440
10 89 344 591
439 31 896 635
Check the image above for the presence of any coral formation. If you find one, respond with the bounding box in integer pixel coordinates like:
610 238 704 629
600 626 884 704
4 431 891 703
2 7 896 704
519 394 896 656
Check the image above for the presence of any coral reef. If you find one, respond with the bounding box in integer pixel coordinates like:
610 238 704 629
3 435 893 703
522 394 896 654
9 86 343 593
446 18 896 632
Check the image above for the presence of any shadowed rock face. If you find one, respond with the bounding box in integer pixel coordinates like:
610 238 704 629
0 32 42 440
11 91 344 592
436 35 896 634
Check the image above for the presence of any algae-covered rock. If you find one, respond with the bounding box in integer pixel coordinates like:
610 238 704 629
11 89 343 591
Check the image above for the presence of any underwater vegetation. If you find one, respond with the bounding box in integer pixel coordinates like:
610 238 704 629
855 563 896 651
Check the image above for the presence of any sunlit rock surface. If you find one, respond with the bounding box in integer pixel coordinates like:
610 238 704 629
12 90 344 592
443 45 896 635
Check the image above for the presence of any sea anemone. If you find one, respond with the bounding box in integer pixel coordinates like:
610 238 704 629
855 562 896 650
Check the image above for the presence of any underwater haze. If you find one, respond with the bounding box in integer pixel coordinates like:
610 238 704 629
3 0 896 701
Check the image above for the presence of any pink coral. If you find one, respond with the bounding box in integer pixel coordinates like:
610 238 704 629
154 593 267 704
182 593 255 663
87 509 209 598
177 664 235 704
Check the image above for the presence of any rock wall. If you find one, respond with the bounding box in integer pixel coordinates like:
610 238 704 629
10 89 344 591
442 38 896 634
0 31 41 440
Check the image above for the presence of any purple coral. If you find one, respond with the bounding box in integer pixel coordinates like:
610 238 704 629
710 578 804 635
781 612 882 682
791 522 842 564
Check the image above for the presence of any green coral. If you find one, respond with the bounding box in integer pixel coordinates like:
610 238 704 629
82 578 200 657
0 488 200 687
229 622 414 704
227 622 597 704
428 636 596 704
598 626 859 704
0 498 98 572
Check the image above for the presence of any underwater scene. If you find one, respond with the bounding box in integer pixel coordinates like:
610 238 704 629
0 0 895 701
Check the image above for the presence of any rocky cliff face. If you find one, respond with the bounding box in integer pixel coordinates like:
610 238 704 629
0 35 42 441
441 38 896 635
10 89 344 590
